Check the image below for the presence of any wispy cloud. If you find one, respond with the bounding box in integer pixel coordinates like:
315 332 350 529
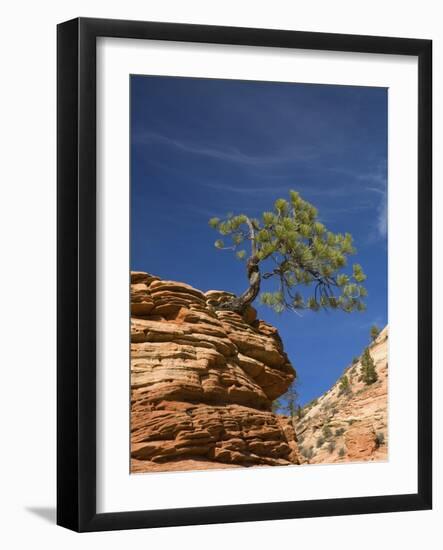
318 203 373 222
136 129 387 236
377 191 388 239
330 164 387 240
200 180 361 200
134 130 316 166
189 181 374 226
202 181 293 195
360 173 387 240
182 204 222 219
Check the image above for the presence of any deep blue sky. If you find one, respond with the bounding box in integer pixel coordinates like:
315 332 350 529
130 75 387 406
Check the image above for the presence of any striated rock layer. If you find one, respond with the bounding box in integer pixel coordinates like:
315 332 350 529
294 326 388 464
130 271 300 472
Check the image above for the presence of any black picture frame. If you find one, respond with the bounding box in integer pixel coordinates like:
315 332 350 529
57 17 432 532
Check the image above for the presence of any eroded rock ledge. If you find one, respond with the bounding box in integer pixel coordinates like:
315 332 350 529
131 271 300 472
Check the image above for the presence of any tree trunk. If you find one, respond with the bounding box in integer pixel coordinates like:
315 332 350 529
215 255 261 313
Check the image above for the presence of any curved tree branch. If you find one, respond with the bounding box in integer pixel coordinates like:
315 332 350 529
215 216 261 313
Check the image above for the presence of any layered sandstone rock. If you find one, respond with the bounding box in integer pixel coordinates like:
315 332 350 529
294 326 388 464
130 271 300 472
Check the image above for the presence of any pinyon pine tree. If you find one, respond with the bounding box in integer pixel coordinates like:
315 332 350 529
339 374 351 395
360 347 378 385
271 399 282 413
370 324 381 342
209 190 367 314
273 381 298 426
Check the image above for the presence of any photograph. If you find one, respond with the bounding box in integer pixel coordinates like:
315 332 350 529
129 75 388 474
0 0 436 542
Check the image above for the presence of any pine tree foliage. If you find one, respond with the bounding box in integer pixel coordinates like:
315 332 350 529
322 425 333 439
360 347 378 385
209 190 367 313
273 381 298 421
370 324 381 342
339 374 351 395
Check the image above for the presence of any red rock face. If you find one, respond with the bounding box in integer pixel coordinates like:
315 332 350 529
344 424 377 459
130 272 300 472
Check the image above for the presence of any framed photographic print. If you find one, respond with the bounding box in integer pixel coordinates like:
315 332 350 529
57 17 432 532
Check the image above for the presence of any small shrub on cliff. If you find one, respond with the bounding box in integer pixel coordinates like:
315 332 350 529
338 447 346 458
370 324 381 342
320 402 332 413
322 425 333 440
278 381 298 420
300 446 314 460
209 190 367 314
375 432 385 448
352 356 359 365
305 398 318 410
360 348 378 385
335 427 345 436
339 374 351 395
328 441 336 454
316 436 325 448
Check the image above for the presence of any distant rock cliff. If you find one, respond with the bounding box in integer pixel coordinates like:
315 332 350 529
294 326 388 464
130 271 300 472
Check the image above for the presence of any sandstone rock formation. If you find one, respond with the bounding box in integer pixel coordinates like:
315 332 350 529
294 326 388 464
130 271 300 473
